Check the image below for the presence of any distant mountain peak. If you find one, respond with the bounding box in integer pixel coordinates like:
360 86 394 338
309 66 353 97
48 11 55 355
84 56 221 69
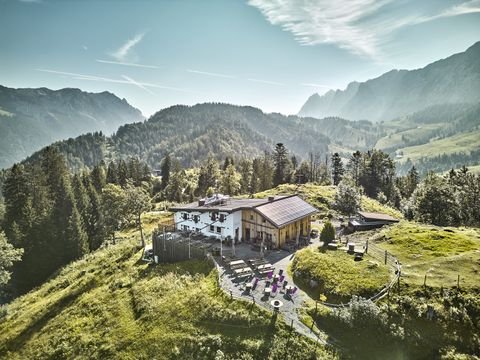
299 41 480 122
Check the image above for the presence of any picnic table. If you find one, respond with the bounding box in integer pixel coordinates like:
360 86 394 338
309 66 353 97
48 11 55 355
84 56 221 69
256 263 273 271
264 287 271 295
234 267 253 277
230 259 246 267
285 285 294 294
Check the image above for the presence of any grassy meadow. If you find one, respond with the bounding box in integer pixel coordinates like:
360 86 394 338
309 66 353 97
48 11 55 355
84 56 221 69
373 221 480 288
290 248 391 302
0 238 335 359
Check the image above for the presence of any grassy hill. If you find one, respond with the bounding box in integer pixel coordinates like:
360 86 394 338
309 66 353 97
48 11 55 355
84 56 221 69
372 221 480 288
253 183 402 219
0 238 335 359
398 130 480 164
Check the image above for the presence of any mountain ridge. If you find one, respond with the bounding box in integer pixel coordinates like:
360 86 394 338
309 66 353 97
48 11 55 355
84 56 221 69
0 85 144 169
299 41 480 122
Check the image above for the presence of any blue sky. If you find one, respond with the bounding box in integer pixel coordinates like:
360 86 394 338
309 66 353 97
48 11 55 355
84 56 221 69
1 0 479 116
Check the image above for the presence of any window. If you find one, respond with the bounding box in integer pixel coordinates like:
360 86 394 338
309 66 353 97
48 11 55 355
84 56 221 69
210 225 215 232
262 217 266 223
250 214 254 220
182 213 188 220
216 226 222 234
219 214 225 222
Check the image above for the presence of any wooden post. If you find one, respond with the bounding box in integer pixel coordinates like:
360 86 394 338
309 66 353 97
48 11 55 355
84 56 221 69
384 250 388 265
365 239 369 254
424 274 427 288
457 274 460 289
290 319 294 331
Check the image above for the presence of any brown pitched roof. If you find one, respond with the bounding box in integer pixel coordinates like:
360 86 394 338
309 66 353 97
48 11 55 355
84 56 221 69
357 211 399 222
254 195 317 228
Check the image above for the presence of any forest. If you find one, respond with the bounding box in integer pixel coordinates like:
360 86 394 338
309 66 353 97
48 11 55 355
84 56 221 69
1 141 479 302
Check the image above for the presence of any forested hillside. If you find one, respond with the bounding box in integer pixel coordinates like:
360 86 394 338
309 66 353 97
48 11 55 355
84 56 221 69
0 85 144 169
22 103 344 171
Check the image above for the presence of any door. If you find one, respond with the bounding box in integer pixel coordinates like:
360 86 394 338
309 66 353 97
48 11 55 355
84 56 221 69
235 228 239 242
246 228 250 242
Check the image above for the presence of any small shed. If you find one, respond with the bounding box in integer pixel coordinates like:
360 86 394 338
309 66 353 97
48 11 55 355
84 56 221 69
348 211 399 232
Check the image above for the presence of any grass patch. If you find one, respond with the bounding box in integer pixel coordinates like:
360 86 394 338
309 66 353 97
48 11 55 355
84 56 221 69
0 238 335 359
373 221 480 288
291 248 391 303
398 129 480 163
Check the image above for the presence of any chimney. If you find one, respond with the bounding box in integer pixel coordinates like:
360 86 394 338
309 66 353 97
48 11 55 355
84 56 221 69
268 196 275 202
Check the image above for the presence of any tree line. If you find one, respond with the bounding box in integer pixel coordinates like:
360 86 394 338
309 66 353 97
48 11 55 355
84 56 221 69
1 147 153 299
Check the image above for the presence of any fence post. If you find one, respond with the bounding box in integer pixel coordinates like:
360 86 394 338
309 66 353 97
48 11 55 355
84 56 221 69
384 250 387 265
457 274 460 289
424 274 427 288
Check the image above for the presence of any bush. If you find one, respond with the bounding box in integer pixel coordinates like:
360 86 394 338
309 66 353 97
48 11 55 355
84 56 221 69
320 221 335 245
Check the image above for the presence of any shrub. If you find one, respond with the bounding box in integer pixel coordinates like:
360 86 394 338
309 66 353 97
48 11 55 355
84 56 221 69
320 221 335 245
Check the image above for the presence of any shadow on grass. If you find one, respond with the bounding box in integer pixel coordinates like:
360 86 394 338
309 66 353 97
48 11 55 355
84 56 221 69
2 278 96 355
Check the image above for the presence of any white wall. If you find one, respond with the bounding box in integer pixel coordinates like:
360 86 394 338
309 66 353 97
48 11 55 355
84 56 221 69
174 210 243 241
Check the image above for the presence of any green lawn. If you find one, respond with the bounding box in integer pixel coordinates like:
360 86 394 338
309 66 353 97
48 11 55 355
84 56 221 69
375 123 441 150
0 239 335 359
291 248 391 303
373 221 480 288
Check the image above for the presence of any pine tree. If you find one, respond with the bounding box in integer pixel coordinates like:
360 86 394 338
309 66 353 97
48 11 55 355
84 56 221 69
117 160 129 187
273 143 289 186
197 157 220 196
160 153 171 190
347 151 362 187
334 181 360 216
90 163 106 192
239 159 252 195
84 179 106 251
331 153 344 186
221 164 241 195
320 220 335 245
165 161 187 202
260 152 273 191
106 161 117 184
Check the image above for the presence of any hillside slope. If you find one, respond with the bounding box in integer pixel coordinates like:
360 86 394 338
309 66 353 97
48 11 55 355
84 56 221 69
23 103 346 170
0 85 144 169
0 239 334 359
299 41 480 122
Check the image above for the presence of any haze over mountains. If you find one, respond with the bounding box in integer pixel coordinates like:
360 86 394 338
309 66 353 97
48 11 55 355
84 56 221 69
1 42 479 176
0 86 144 169
299 41 480 122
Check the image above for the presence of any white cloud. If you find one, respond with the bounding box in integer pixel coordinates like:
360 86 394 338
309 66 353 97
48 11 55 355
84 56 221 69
121 75 155 95
248 0 480 58
111 32 145 62
96 59 159 69
36 68 194 93
187 69 236 79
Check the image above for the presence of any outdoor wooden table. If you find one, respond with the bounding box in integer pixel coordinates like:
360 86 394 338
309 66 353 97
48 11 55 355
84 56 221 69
264 287 271 295
230 260 246 267
285 285 294 294
256 263 273 271
231 263 248 270
234 267 252 276
273 274 279 281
